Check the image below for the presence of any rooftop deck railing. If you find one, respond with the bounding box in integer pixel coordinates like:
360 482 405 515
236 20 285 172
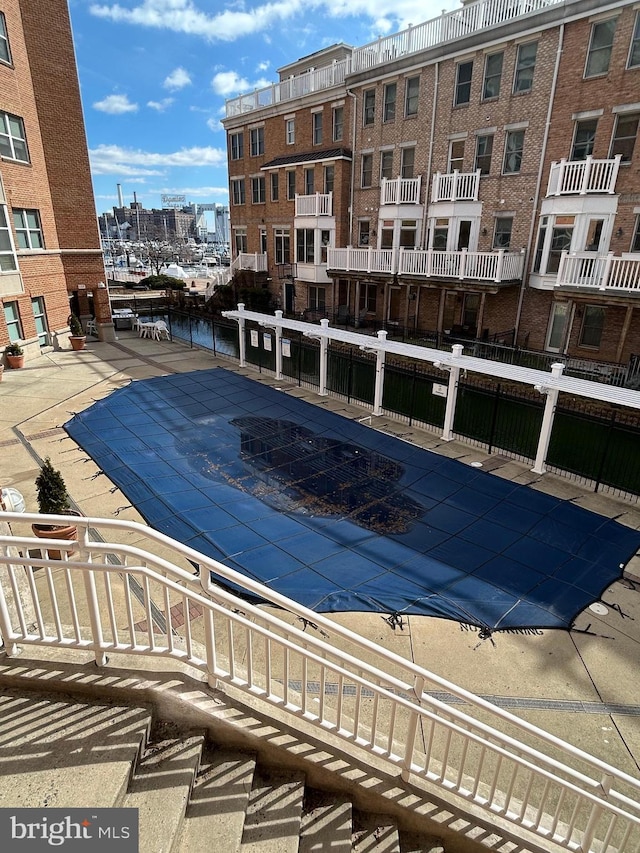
1 510 639 853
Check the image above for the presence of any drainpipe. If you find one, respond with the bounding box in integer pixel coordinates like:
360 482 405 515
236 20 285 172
421 61 439 252
347 89 357 243
516 24 565 343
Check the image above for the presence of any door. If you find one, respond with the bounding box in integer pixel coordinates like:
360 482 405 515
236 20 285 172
546 302 570 352
284 282 295 314
457 220 472 250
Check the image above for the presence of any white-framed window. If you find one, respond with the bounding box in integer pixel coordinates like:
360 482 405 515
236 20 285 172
380 221 394 249
274 228 290 264
312 112 323 145
234 228 247 255
250 126 264 156
304 167 314 195
361 153 373 188
287 171 296 200
533 214 575 274
629 12 640 68
585 18 617 78
363 89 375 125
0 111 28 162
332 107 343 142
320 229 331 263
323 164 334 194
13 208 44 249
230 178 245 205
546 301 570 352
454 61 473 106
31 296 48 347
633 215 640 252
260 228 267 254
493 216 513 248
448 139 465 172
572 119 597 160
405 76 419 117
0 205 18 270
483 52 503 100
0 13 12 65
296 228 315 263
400 220 417 248
401 147 415 178
513 42 537 93
308 285 326 311
270 172 279 201
358 220 370 246
610 113 639 163
4 300 22 341
380 150 393 180
359 283 377 313
432 218 449 250
475 134 493 174
229 132 243 160
286 118 295 145
383 83 396 122
579 305 605 348
503 130 525 174
251 176 265 204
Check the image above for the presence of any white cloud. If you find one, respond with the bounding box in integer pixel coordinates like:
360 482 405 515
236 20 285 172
164 67 192 90
207 117 224 132
154 185 229 198
211 70 270 96
89 143 227 176
256 60 270 72
147 97 174 111
93 94 138 114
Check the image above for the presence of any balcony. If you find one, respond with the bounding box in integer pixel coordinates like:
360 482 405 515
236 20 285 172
380 177 421 206
431 170 480 203
327 247 525 283
295 192 333 217
231 252 268 272
556 251 640 293
546 155 621 197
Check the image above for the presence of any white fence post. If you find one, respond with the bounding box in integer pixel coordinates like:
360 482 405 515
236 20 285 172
319 318 329 396
532 362 564 475
372 330 387 416
440 344 464 441
274 310 283 380
237 303 246 367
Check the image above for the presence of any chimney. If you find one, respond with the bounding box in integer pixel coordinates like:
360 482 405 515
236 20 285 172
117 183 124 207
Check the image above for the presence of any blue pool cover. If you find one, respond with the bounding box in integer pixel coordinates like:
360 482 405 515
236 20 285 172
65 368 640 631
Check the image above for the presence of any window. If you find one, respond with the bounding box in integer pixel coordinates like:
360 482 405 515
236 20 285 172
572 119 597 160
31 296 48 347
610 113 639 163
432 218 449 250
454 61 473 106
0 112 28 162
229 132 243 160
0 14 11 64
3 301 22 341
230 178 245 205
250 126 264 156
533 217 548 273
383 83 397 122
323 165 334 195
633 216 640 252
361 153 373 188
400 220 417 248
271 172 279 201
585 19 616 77
503 130 524 174
380 222 393 249
0 206 17 270
304 167 314 196
448 140 465 172
320 229 331 263
360 283 377 313
514 42 537 93
332 107 343 142
548 216 575 274
380 150 393 180
475 134 493 174
286 119 295 145
312 112 323 145
358 220 370 246
13 209 43 249
234 228 247 255
251 176 265 204
287 171 296 200
363 89 375 125
296 228 314 263
493 216 513 248
309 286 326 311
629 12 640 68
483 52 503 100
401 147 415 178
405 77 419 116
274 228 290 264
579 306 605 348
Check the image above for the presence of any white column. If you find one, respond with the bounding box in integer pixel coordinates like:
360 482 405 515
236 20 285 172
274 310 283 380
441 344 464 441
319 318 329 396
372 330 387 416
237 303 246 367
532 362 564 475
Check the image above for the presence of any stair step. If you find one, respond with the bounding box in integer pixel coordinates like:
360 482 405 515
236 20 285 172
299 787 352 853
399 831 445 853
0 687 151 809
123 721 204 853
352 811 400 853
240 767 305 853
179 746 257 853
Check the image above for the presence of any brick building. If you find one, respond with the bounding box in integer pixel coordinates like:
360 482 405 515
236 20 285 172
222 0 640 369
0 0 111 362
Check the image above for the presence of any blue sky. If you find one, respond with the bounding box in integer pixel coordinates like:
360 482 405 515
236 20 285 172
69 0 459 224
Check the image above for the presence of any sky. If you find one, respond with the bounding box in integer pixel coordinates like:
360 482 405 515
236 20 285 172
69 0 460 229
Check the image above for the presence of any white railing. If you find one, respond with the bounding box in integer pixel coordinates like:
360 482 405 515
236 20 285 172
225 0 563 117
204 267 233 300
380 177 421 205
431 170 481 202
295 192 333 217
1 510 639 853
556 252 640 293
328 247 525 282
230 252 268 273
547 156 621 196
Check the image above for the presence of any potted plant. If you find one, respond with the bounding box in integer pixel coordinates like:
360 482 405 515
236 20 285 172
5 341 25 368
68 313 86 351
31 457 78 559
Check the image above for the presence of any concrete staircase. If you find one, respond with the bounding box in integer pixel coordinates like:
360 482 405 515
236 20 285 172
0 687 445 853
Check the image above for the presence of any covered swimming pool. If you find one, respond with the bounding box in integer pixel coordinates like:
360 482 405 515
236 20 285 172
65 368 640 632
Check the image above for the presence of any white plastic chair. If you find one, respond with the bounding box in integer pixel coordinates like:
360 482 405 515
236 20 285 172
153 320 170 341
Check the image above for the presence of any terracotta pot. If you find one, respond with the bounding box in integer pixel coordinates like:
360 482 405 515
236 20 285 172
32 521 78 560
69 335 86 351
6 354 24 369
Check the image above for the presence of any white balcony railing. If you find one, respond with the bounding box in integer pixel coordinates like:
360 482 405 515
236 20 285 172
431 170 481 202
380 177 421 205
556 252 640 293
231 252 268 273
328 247 525 282
1 510 640 853
225 0 564 117
295 192 333 217
547 155 622 196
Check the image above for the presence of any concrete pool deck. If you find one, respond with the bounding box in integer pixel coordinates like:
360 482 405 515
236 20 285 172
1 330 640 784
